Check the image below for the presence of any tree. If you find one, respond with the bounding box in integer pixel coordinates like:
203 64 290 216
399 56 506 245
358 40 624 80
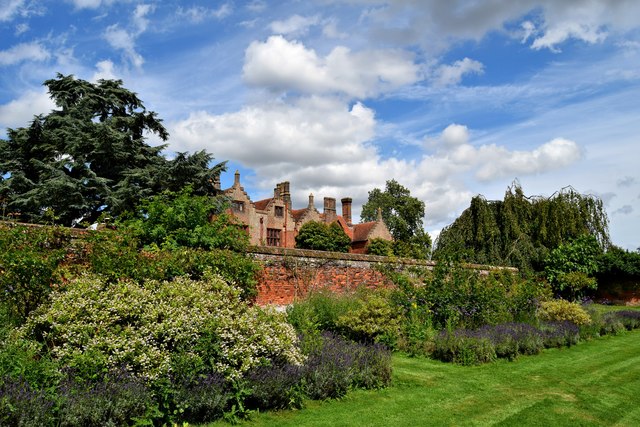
361 180 431 259
295 221 351 252
0 74 225 226
434 182 610 271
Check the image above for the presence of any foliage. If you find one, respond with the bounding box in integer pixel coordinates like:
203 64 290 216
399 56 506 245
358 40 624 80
366 237 394 256
544 234 601 299
17 274 303 382
56 367 156 426
0 224 69 322
434 182 610 272
123 186 249 251
294 221 351 252
301 332 392 400
83 228 259 300
0 74 224 226
286 290 360 339
361 179 432 259
335 290 402 345
596 246 640 295
537 299 592 326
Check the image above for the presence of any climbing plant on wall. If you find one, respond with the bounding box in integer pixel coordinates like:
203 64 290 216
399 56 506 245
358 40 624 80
434 182 610 272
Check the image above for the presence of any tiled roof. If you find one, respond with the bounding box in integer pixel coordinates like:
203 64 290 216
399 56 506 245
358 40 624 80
254 198 273 211
291 208 307 221
352 221 376 242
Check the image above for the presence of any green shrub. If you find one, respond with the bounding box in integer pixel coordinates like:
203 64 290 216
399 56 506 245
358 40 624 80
335 290 401 345
295 221 351 252
286 290 359 337
537 299 592 326
367 238 394 256
544 234 602 299
0 224 69 322
17 274 303 382
432 331 496 366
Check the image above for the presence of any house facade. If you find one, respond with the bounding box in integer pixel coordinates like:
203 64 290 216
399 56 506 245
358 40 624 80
219 171 392 253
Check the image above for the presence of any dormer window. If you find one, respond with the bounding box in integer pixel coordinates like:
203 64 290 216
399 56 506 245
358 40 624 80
275 206 284 217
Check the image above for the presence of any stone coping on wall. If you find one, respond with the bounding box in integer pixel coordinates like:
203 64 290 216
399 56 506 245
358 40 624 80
247 245 518 273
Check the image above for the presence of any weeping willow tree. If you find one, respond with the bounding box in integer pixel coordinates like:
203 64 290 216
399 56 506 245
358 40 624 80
434 182 610 271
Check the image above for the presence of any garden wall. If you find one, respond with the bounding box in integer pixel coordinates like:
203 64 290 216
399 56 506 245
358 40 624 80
248 247 514 306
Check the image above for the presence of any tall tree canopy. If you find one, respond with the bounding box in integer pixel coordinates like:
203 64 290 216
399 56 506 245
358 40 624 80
0 74 224 226
434 182 610 271
361 179 431 259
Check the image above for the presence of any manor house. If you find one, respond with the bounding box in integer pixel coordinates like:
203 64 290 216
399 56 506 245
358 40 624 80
217 171 392 253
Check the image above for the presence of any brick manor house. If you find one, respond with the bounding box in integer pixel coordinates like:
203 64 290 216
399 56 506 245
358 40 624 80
215 171 392 253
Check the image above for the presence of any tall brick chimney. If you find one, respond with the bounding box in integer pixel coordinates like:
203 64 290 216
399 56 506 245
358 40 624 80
308 193 315 209
323 197 336 222
341 197 352 226
281 181 291 206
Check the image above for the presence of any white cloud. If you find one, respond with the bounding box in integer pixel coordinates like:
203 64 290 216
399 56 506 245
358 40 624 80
0 42 50 66
246 1 266 13
269 14 320 36
434 57 484 87
91 59 118 81
177 3 232 23
0 0 25 21
614 205 633 215
474 138 583 181
243 35 419 98
0 90 55 130
617 176 636 188
104 24 144 69
355 0 640 52
15 22 29 35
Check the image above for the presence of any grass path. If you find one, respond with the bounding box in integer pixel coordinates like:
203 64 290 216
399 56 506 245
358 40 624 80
216 330 640 426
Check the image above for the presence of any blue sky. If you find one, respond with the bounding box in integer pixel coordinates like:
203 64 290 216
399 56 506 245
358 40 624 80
1 0 639 249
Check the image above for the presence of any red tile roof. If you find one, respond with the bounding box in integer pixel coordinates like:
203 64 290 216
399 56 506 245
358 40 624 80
352 221 376 242
254 198 272 211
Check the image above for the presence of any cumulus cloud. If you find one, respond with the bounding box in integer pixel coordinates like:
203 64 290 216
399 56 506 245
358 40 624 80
0 90 55 130
91 59 118 81
434 57 484 86
269 14 320 36
243 35 419 98
0 42 50 66
356 0 640 52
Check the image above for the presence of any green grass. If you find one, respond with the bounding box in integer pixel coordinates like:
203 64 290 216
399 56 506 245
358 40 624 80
208 328 640 426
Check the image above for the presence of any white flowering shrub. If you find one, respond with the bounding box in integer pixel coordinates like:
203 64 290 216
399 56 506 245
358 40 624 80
18 273 303 381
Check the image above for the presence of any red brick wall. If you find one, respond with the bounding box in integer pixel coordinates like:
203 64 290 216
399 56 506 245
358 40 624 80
249 247 435 306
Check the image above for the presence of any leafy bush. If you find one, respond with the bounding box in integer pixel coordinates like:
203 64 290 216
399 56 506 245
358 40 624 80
84 229 260 300
286 290 359 337
367 238 394 256
335 289 401 345
0 224 69 322
544 234 602 299
537 299 592 326
123 187 249 252
17 274 303 382
295 221 351 252
432 330 496 366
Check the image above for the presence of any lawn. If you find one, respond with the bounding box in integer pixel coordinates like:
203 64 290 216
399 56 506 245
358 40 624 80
209 328 640 426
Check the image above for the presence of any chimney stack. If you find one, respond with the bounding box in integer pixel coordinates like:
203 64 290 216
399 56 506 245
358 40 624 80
341 197 352 226
234 170 240 186
323 197 336 222
308 193 315 209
